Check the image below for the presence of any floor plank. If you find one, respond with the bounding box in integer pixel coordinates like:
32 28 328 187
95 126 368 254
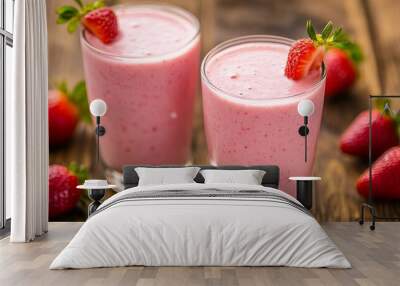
1 222 400 286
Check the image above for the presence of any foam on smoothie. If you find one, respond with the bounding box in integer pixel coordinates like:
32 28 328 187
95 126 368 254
85 6 198 57
205 43 322 100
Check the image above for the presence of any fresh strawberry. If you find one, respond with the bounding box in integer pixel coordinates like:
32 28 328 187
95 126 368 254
356 146 400 199
49 81 91 147
49 163 88 218
56 0 119 44
325 48 357 97
340 108 399 159
49 89 79 147
285 20 362 84
82 8 118 44
285 39 324 80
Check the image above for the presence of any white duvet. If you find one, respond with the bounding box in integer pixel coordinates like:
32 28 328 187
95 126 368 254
50 183 350 269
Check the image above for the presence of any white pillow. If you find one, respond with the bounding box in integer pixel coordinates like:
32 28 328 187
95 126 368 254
200 169 266 185
135 167 200 186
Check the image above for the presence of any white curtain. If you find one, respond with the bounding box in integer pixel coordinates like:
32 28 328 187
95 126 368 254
8 0 48 242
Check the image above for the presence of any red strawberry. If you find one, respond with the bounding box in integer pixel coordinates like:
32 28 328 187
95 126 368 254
82 8 118 44
285 20 362 83
356 146 400 199
49 165 80 218
48 89 79 147
340 109 398 159
49 163 88 218
56 1 118 44
285 39 324 80
325 48 356 97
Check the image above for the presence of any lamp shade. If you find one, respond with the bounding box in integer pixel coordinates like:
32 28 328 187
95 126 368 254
297 99 315 117
90 99 107 117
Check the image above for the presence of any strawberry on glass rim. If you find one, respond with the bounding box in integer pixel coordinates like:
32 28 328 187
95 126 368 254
285 20 359 81
56 0 119 44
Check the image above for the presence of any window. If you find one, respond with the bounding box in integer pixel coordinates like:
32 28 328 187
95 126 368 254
1 0 14 230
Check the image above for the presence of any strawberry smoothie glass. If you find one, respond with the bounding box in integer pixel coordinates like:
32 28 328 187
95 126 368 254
201 36 326 196
81 4 200 170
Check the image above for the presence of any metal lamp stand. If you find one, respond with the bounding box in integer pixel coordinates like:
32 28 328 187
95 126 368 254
77 99 116 217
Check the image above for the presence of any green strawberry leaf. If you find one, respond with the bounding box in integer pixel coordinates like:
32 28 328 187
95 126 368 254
332 27 343 42
56 80 92 123
56 81 69 95
56 6 79 24
331 27 345 42
375 98 396 119
306 20 317 42
321 21 333 40
331 32 363 64
81 0 105 15
375 98 391 111
70 81 91 123
305 20 363 66
68 162 89 184
67 17 80 33
343 41 363 64
56 0 105 33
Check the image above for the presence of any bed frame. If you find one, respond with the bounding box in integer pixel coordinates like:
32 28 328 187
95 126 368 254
122 165 280 190
85 165 315 216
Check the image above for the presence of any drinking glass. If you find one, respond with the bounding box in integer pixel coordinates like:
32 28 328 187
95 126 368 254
81 4 200 170
201 36 326 196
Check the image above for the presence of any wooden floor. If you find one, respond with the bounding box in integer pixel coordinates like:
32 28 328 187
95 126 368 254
47 0 400 222
1 222 399 286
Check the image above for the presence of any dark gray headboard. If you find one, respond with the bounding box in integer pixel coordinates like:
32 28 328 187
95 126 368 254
123 165 280 189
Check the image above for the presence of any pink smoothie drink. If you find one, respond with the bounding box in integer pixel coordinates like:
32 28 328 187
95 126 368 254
201 36 326 196
81 5 200 170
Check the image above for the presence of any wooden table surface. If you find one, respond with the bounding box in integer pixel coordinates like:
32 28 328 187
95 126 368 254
47 0 400 222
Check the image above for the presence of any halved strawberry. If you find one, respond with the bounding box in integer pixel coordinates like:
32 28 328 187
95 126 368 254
285 20 362 82
82 8 118 44
285 39 324 80
56 1 119 44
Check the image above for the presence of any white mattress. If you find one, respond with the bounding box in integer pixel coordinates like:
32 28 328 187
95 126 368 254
50 183 350 269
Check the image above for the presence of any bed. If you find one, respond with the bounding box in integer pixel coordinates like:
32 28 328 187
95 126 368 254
50 165 350 269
